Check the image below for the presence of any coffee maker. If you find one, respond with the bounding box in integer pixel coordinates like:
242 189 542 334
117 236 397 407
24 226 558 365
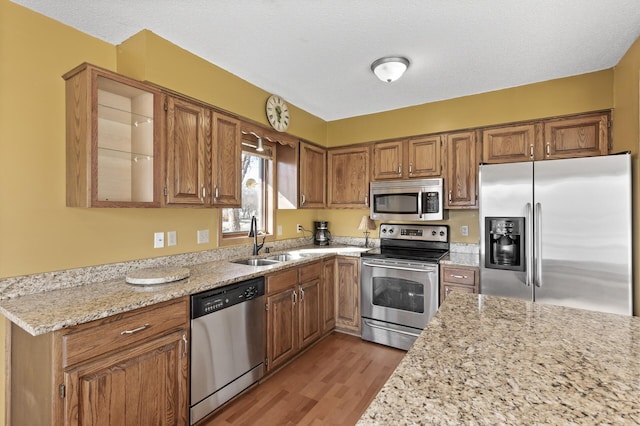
485 217 525 271
314 221 332 246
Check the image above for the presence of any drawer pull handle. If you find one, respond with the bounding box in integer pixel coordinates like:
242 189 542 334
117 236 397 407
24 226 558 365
450 274 468 279
120 324 150 335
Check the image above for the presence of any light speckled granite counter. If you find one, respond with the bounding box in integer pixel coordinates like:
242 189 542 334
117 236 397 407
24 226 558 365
359 292 640 425
440 242 479 267
0 244 370 336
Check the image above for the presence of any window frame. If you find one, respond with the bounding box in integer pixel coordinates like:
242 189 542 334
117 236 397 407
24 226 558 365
218 134 276 246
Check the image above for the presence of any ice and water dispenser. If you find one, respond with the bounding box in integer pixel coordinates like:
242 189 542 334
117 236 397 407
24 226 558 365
485 217 525 271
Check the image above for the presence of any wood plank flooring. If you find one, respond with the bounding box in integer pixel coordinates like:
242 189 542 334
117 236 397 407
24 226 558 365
203 332 405 426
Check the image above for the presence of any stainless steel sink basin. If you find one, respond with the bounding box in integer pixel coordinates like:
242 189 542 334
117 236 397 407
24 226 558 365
231 258 280 266
266 252 314 261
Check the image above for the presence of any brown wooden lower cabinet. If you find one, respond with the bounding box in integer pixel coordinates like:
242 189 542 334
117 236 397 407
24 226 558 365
335 256 361 334
440 264 479 305
10 297 190 425
265 261 325 373
321 258 337 333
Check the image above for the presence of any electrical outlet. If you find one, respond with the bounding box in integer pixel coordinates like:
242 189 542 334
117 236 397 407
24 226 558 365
197 229 209 244
167 231 177 246
461 225 469 237
154 232 165 248
277 225 283 236
297 224 303 233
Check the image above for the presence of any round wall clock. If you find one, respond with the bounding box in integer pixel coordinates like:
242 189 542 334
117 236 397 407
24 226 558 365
266 94 290 132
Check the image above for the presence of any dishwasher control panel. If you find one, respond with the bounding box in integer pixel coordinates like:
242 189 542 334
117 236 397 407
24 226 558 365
191 276 265 319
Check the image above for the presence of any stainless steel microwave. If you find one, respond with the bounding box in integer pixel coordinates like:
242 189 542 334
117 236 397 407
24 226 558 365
370 178 446 221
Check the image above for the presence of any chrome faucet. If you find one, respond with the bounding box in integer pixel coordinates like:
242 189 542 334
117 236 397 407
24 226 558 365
248 216 266 255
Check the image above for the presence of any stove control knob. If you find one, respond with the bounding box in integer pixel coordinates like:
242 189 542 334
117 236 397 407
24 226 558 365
440 231 445 236
431 230 437 236
381 228 387 233
388 228 394 234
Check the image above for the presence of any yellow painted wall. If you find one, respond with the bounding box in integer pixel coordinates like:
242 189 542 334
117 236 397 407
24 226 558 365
612 35 640 314
327 70 613 147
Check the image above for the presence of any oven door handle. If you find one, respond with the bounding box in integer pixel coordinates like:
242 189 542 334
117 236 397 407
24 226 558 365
362 261 436 273
363 319 422 338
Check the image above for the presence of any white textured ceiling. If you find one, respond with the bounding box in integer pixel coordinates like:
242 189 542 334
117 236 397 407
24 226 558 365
11 0 640 121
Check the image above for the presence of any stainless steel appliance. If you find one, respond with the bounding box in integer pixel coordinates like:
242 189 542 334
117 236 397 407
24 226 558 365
361 223 449 350
314 221 332 246
479 153 633 315
190 277 265 424
370 178 447 221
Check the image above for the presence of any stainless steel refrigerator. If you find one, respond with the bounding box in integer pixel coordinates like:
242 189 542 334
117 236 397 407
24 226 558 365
479 153 633 315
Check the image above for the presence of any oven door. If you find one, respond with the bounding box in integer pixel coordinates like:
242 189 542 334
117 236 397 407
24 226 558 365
360 258 439 349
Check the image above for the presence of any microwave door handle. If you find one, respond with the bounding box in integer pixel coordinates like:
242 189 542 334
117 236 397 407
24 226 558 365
525 203 533 287
417 191 423 219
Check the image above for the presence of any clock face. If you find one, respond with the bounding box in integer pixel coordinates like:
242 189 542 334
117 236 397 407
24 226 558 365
266 95 290 132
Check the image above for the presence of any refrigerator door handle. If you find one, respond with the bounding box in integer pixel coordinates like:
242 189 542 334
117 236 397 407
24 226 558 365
525 203 533 287
534 202 543 288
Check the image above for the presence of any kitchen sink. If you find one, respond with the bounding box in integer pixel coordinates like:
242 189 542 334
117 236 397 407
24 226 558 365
265 253 306 262
231 258 280 266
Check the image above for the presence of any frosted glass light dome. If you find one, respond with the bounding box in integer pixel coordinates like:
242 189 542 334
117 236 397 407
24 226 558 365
371 57 410 82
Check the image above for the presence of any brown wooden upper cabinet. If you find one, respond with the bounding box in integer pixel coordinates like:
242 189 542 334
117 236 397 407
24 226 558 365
165 95 242 207
299 141 326 208
445 130 478 209
165 95 209 206
327 145 370 208
482 112 610 164
64 63 163 207
372 136 442 181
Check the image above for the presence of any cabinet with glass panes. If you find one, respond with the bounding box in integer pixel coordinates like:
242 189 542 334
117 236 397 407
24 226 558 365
64 63 162 207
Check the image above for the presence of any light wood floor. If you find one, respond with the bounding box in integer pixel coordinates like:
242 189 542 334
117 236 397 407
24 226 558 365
203 332 405 426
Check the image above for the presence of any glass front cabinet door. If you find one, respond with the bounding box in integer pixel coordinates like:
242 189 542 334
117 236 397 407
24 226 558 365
64 63 162 207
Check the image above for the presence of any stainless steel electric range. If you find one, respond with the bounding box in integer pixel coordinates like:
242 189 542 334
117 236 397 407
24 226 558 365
360 223 449 350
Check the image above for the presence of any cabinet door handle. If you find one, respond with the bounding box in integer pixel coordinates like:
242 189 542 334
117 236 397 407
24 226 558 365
301 194 306 206
300 287 305 301
292 289 297 305
398 163 402 174
364 195 369 206
529 144 534 158
215 186 219 199
409 163 413 174
545 143 550 157
448 190 452 202
201 186 206 199
182 334 188 357
450 274 468 279
120 323 149 335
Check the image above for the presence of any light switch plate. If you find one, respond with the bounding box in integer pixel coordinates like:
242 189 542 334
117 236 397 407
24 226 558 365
167 231 177 246
154 232 165 248
460 225 469 237
197 229 209 244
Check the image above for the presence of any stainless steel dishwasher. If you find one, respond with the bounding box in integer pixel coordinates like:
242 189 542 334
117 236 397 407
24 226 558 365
190 277 265 425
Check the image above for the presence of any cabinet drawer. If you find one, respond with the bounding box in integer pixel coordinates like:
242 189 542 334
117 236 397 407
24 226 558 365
298 261 322 283
267 268 298 294
441 266 477 285
61 298 188 368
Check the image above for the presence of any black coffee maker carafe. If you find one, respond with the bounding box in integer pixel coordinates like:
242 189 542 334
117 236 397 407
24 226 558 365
314 221 332 246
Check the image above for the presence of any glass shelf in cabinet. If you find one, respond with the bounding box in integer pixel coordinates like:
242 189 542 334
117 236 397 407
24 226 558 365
98 103 154 127
97 146 155 163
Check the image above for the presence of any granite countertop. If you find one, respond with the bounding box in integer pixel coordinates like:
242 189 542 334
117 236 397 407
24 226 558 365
359 292 640 424
0 245 369 336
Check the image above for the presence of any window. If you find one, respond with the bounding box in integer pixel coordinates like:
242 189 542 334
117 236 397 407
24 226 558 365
221 135 274 240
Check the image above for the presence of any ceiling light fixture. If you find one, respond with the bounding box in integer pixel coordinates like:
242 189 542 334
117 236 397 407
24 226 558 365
371 57 410 83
